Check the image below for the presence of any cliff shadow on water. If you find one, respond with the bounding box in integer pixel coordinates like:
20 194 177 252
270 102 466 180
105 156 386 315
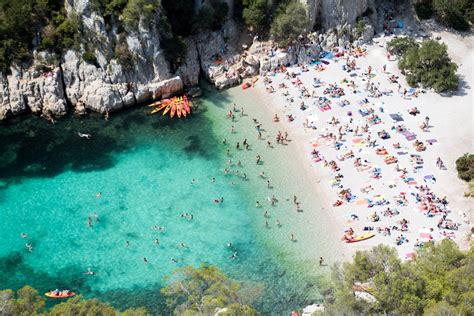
0 93 226 186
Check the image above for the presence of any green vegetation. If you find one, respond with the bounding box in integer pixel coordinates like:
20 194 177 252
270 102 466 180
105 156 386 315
270 1 309 46
327 240 474 315
39 10 81 53
355 20 366 38
0 266 257 315
414 0 434 19
456 154 474 182
121 0 160 29
82 51 99 67
242 0 270 31
413 0 473 31
387 37 419 56
399 39 458 92
114 33 134 70
0 286 148 315
161 264 258 315
0 0 64 74
192 1 230 33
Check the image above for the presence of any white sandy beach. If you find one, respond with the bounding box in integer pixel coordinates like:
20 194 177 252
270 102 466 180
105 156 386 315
243 30 473 259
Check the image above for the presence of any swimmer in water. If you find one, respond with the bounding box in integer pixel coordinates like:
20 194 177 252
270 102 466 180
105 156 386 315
125 241 130 247
256 200 261 208
256 155 261 164
230 252 238 260
220 197 224 203
96 192 102 198
267 180 271 188
154 239 160 245
26 243 33 252
171 258 178 263
179 242 187 248
211 177 216 183
191 178 196 184
143 257 148 264
87 217 93 228
265 220 269 228
276 219 281 227
237 160 241 166
85 267 96 275
20 233 28 238
93 212 99 223
290 233 295 241
259 171 265 178
227 242 232 248
222 138 227 144
264 210 269 218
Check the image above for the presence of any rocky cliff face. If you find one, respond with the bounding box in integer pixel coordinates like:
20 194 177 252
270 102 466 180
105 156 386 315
0 0 396 121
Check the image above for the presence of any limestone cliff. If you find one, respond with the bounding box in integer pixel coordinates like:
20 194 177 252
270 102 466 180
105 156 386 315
0 0 403 121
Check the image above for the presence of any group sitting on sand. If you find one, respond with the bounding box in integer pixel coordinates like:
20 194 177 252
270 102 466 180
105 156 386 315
257 41 466 257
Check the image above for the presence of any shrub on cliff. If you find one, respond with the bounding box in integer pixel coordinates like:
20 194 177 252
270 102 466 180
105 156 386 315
326 240 474 315
122 0 160 29
242 0 270 31
270 1 309 46
415 0 434 19
387 37 419 56
456 154 474 182
432 0 472 31
399 40 458 92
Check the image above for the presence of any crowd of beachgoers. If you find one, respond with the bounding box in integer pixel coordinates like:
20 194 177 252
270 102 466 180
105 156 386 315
235 32 473 259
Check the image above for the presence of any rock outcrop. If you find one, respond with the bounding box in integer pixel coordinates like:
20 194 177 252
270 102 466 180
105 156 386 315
0 0 399 121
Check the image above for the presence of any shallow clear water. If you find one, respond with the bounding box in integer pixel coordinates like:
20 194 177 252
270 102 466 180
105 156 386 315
0 86 331 313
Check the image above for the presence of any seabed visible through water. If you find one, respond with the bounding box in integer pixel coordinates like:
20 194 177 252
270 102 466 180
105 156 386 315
0 85 339 313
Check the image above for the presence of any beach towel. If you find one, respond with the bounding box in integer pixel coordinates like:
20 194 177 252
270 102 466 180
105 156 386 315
424 175 436 184
426 139 437 145
356 198 369 206
389 113 404 122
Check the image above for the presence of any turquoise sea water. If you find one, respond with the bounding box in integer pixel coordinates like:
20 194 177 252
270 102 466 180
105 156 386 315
0 87 333 314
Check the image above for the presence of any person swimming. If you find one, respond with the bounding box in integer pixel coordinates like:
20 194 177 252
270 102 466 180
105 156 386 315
85 267 96 275
143 257 148 264
20 233 28 238
154 239 160 245
25 243 33 252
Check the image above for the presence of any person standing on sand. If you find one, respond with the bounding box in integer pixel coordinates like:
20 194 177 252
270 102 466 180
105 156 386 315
319 257 324 266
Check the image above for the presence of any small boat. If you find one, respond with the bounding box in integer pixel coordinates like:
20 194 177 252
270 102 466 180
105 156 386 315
162 97 175 116
170 97 179 118
345 232 375 243
176 97 182 118
183 95 191 114
180 98 187 117
242 82 252 90
150 102 169 114
147 100 161 107
45 290 75 298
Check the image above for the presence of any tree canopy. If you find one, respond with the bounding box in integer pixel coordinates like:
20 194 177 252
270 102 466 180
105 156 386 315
456 154 474 182
270 1 309 47
161 264 258 315
326 240 474 315
387 37 419 56
413 0 473 31
398 39 458 92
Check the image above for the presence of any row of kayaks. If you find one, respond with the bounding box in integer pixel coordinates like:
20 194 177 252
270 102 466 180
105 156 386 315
148 96 191 118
